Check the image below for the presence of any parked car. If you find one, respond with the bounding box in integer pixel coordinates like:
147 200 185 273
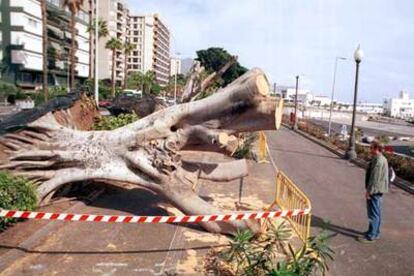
122 89 142 97
98 100 112 107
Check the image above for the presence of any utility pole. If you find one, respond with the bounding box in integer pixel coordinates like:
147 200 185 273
293 75 299 131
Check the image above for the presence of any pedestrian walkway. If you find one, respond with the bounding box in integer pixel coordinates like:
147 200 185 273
267 128 414 275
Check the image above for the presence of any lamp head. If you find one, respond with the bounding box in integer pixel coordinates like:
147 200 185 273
354 45 363 63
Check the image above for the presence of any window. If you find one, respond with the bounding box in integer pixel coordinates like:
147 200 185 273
28 18 38 28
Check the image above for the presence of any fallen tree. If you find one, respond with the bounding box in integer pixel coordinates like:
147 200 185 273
180 56 238 103
0 68 283 235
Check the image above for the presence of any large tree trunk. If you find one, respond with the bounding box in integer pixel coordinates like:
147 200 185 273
0 68 283 235
111 49 116 97
180 57 238 103
123 51 128 89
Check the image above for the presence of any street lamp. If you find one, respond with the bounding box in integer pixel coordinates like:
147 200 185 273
328 56 347 136
345 45 363 160
293 75 300 131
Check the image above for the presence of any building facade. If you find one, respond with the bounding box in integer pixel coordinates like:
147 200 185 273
128 13 170 86
96 0 129 83
384 91 414 118
170 57 181 76
0 0 91 91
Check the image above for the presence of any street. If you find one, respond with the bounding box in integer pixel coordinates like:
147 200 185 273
268 128 414 275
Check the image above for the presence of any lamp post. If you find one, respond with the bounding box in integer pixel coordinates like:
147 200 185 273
94 0 99 106
345 45 363 160
293 75 299 131
328 56 347 136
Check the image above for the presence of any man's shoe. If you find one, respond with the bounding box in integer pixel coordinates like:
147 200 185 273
357 237 376 243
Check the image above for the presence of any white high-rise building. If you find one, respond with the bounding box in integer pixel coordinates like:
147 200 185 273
96 0 129 83
128 14 170 86
0 0 91 90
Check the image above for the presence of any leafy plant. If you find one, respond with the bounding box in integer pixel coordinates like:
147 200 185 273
34 86 68 105
205 222 335 276
83 79 115 100
233 133 258 160
94 113 139 130
0 171 38 231
0 81 26 103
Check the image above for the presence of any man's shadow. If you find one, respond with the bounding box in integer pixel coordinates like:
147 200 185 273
312 215 364 239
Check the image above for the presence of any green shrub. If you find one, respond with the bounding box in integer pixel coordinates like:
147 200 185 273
0 81 26 103
205 222 335 275
233 133 258 160
376 135 390 145
34 86 68 105
0 171 38 231
94 113 139 130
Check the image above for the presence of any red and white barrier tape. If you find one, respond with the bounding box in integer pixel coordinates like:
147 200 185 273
0 208 310 224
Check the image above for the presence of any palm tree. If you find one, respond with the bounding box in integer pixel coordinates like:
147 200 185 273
41 0 48 100
123 41 135 89
105 37 123 97
63 0 84 91
87 17 109 79
143 71 156 95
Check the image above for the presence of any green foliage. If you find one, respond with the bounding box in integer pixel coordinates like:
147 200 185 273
127 71 157 96
34 86 67 105
0 171 38 231
87 17 109 38
94 113 139 130
196 47 248 86
205 222 335 276
233 133 258 160
0 81 25 102
376 135 390 145
83 79 114 99
385 152 414 183
106 37 123 51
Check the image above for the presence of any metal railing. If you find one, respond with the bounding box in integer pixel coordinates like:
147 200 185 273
268 171 312 245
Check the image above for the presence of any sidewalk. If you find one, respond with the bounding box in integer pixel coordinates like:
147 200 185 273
267 128 414 275
0 152 278 275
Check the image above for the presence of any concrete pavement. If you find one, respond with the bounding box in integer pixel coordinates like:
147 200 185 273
267 128 414 276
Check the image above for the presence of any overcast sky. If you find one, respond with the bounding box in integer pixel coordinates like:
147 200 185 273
130 0 414 103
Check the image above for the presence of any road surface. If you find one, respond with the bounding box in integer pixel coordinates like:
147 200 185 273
267 128 414 275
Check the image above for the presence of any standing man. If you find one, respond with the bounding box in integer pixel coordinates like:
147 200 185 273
359 140 389 243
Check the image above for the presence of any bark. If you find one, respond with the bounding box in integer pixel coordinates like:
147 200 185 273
111 49 116 97
0 68 283 235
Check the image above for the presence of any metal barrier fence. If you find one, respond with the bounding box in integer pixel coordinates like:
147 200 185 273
268 171 312 245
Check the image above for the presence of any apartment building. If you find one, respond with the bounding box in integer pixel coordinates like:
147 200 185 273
0 0 91 90
128 14 170 86
384 91 414 119
96 0 129 83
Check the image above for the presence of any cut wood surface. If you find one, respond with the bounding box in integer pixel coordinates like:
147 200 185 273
0 68 283 235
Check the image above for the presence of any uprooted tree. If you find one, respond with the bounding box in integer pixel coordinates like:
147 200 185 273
0 68 283 235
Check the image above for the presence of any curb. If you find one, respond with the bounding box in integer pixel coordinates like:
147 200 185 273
0 188 105 272
282 124 414 195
